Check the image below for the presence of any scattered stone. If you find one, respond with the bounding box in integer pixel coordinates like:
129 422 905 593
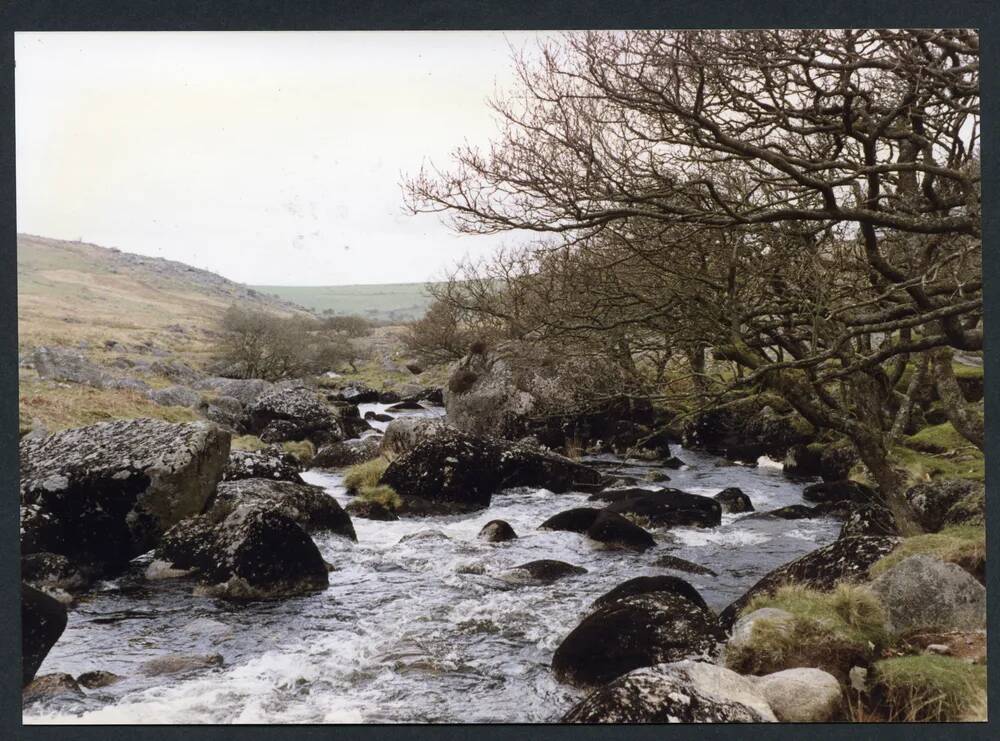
31 346 111 388
201 395 245 430
714 487 754 513
563 660 776 723
386 401 424 412
743 504 820 521
20 419 230 575
552 592 724 688
379 417 453 458
364 411 394 423
838 502 899 539
22 584 68 686
654 555 718 577
753 668 843 722
868 555 986 634
586 511 656 551
478 520 518 542
334 382 379 404
22 552 93 595
726 608 796 656
377 390 402 404
192 377 273 406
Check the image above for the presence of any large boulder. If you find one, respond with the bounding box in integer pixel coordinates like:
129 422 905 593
478 520 518 542
22 552 92 596
22 584 68 686
838 502 899 539
904 479 985 532
714 487 754 513
20 419 230 575
31 346 111 388
539 507 603 533
244 386 342 445
379 417 453 458
593 575 708 611
605 489 721 528
222 448 303 483
148 385 202 408
333 382 379 404
380 428 600 514
312 437 382 469
563 660 776 723
752 668 843 722
155 504 329 600
868 555 986 634
586 511 655 551
200 395 245 431
209 478 356 540
552 592 724 688
719 536 900 629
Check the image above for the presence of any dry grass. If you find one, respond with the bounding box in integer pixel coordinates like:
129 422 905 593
871 655 987 722
231 435 268 451
280 440 315 466
343 457 390 493
357 484 402 510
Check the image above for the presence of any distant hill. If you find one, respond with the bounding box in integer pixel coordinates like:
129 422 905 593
17 233 310 356
252 282 436 322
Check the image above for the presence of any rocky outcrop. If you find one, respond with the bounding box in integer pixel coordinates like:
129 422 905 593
478 520 518 542
379 429 600 514
904 479 985 532
148 385 202 408
552 592 724 688
156 504 329 600
869 555 986 634
379 417 453 458
313 437 382 469
783 441 858 482
714 487 754 513
22 584 68 686
223 448 303 483
20 419 230 575
209 478 356 540
802 480 880 505
752 668 843 722
140 653 224 676
586 511 655 551
593 576 708 612
719 536 900 629
605 489 721 528
563 660 776 723
244 386 343 445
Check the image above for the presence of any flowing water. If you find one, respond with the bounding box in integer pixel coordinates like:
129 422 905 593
25 403 840 724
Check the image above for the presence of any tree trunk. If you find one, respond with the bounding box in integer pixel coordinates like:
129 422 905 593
852 432 919 535
930 348 984 450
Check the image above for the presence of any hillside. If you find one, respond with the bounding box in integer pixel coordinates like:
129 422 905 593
17 233 310 360
252 282 435 322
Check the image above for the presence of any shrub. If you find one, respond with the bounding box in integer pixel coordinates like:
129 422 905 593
728 584 888 679
343 457 389 494
869 525 985 582
871 655 987 722
358 485 401 510
281 439 315 466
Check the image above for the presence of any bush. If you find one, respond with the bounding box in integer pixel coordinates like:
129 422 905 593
358 484 401 510
728 584 888 679
869 525 985 582
343 457 389 494
871 655 987 721
321 314 374 338
215 305 353 381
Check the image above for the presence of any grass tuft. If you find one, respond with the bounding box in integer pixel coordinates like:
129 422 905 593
280 439 315 466
344 456 390 493
872 655 987 722
231 434 267 451
869 525 985 582
357 484 402 510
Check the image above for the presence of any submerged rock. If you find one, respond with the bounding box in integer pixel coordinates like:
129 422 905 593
714 487 754 513
478 520 518 542
22 673 84 706
869 555 986 634
563 660 775 723
140 653 224 676
156 504 330 600
76 670 123 689
719 536 899 629
552 592 724 688
209 478 356 539
20 419 230 575
743 504 820 521
654 554 718 577
223 448 303 484
22 584 68 686
605 489 721 529
586 511 655 551
505 560 587 584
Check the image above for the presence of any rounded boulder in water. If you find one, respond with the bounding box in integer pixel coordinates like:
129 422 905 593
714 487 754 513
478 519 518 542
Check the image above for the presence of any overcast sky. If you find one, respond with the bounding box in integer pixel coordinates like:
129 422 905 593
15 31 551 285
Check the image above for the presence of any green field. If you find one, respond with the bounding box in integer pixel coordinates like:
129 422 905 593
251 282 437 322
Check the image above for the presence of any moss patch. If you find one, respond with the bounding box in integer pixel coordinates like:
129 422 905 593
869 525 985 582
728 584 888 679
344 456 390 493
872 655 987 722
890 422 984 483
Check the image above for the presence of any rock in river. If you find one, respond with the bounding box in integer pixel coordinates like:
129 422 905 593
593 575 708 612
20 419 230 575
605 489 721 528
714 487 754 513
244 385 343 445
209 478 357 540
478 520 518 542
22 584 68 686
586 511 655 551
539 507 603 533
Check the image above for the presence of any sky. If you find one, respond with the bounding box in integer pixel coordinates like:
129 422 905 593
15 31 553 286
